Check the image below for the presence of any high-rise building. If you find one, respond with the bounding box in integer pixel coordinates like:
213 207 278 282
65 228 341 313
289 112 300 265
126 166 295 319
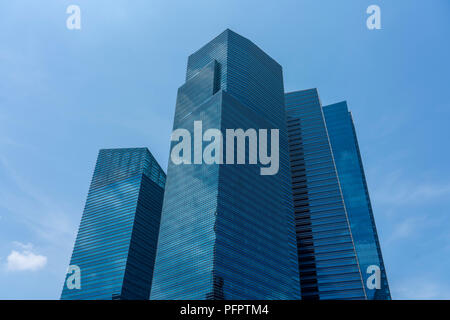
61 148 166 300
323 101 391 299
150 29 300 300
285 89 366 300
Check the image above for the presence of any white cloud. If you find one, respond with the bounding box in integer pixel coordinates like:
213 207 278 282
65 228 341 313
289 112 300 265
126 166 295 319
6 244 47 272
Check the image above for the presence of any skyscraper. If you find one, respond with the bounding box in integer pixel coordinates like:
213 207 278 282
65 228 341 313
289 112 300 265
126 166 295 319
285 89 366 300
150 29 300 300
323 101 391 300
61 148 166 300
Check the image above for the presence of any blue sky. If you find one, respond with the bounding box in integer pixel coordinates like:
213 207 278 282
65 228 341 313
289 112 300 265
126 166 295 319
0 0 449 299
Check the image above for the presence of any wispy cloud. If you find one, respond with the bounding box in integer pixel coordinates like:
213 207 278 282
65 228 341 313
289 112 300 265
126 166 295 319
12 241 34 251
386 217 424 243
393 279 450 300
382 183 450 205
0 156 76 247
371 170 450 206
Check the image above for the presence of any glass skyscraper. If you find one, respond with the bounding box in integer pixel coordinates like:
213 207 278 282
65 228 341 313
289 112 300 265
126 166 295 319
285 89 390 300
323 101 391 300
150 29 300 300
59 31 390 301
285 89 366 300
61 148 166 300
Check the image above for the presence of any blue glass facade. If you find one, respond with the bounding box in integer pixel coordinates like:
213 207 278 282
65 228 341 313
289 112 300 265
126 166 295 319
285 89 366 300
150 29 300 300
61 148 166 300
323 102 391 300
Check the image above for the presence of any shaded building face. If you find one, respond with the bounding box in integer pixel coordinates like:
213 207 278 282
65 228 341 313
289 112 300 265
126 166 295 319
150 29 300 300
323 102 391 300
285 89 366 300
61 148 165 300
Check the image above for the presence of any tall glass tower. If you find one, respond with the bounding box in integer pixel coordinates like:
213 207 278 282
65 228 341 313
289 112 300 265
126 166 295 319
323 101 391 300
150 29 300 300
61 148 166 300
285 89 366 300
